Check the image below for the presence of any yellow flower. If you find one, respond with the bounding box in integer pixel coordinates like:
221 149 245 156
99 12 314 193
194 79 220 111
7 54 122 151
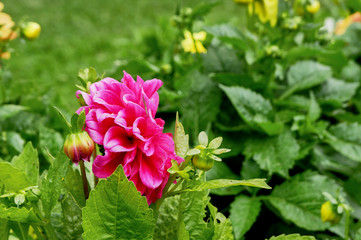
22 21 41 40
306 0 320 14
0 2 4 12
181 30 207 54
248 0 278 27
234 0 253 4
321 201 341 224
335 12 361 35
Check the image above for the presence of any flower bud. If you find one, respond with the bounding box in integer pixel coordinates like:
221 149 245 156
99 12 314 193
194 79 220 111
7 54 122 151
64 132 94 164
22 21 41 40
321 201 342 224
306 1 320 14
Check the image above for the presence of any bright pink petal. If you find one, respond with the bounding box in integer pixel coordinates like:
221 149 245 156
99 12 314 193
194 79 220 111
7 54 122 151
104 126 137 152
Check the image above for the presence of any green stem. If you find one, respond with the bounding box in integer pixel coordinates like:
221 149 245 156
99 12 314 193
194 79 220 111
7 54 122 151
16 222 27 240
168 178 184 193
31 224 45 240
79 161 89 200
343 205 350 240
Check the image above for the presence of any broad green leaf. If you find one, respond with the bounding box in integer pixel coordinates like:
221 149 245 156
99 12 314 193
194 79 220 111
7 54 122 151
329 122 361 144
6 131 25 153
179 180 213 240
0 162 32 193
230 195 261 239
280 61 332 100
82 165 154 240
154 196 180 240
307 92 321 122
206 162 242 196
39 126 64 163
60 193 83 240
0 204 43 224
341 60 361 82
317 78 359 107
0 219 9 239
243 131 300 177
267 234 316 240
0 104 27 122
204 24 247 50
203 45 243 73
40 151 70 217
173 178 270 195
179 71 221 142
11 142 39 185
174 112 189 159
63 166 85 207
219 85 276 133
268 171 343 231
212 212 234 240
356 227 361 240
9 222 29 240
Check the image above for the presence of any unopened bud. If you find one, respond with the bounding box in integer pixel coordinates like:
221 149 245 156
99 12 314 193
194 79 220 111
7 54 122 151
321 201 341 224
22 22 41 40
64 132 94 164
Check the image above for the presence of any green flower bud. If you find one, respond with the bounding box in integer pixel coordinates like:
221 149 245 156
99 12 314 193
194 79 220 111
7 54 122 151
321 201 342 224
64 131 94 164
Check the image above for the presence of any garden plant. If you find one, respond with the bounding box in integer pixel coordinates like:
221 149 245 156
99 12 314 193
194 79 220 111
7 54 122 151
1 0 361 239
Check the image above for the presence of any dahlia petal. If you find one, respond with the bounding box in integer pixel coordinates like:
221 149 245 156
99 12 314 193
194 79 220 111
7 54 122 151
142 79 163 98
92 152 124 178
139 148 166 189
104 126 136 152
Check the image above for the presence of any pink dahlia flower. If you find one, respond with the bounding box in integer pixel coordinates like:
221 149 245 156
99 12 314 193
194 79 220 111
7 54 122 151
76 72 182 204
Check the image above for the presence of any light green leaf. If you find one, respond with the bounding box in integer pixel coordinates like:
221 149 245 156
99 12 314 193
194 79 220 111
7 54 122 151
307 92 321 122
203 45 243 73
174 112 189 159
40 151 70 217
39 126 64 163
11 142 39 185
267 234 316 240
63 166 85 207
0 104 27 122
317 78 359 106
6 131 25 153
204 24 247 50
280 61 332 100
206 161 242 196
60 193 83 240
172 178 270 195
356 227 361 240
243 131 300 177
0 162 32 193
154 196 180 240
208 137 223 149
230 195 261 239
212 212 234 240
82 165 154 240
0 204 43 224
268 171 343 231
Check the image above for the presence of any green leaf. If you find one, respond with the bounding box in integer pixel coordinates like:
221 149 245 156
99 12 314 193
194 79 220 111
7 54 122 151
267 234 316 240
280 61 332 100
154 196 180 240
307 92 321 122
329 122 361 144
229 195 261 239
0 219 9 239
0 104 27 122
6 131 25 153
0 204 43 224
203 45 243 73
0 162 32 193
60 193 83 240
9 222 29 240
206 162 242 196
11 142 39 186
179 71 221 142
220 85 277 133
172 178 270 195
82 165 154 240
212 212 234 240
63 166 85 207
243 131 300 177
317 78 359 107
356 227 361 240
204 24 247 50
179 180 213 240
40 151 70 217
39 126 64 163
268 171 343 231
174 112 189 159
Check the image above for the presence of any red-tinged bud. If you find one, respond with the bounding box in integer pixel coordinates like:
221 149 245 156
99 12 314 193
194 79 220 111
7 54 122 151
64 132 94 164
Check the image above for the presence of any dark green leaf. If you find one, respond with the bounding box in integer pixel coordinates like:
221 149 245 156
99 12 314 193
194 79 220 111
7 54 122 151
230 195 261 239
0 105 27 122
317 78 359 106
0 219 9 239
63 167 85 207
154 196 180 240
204 24 247 49
267 234 316 240
39 126 64 163
0 204 43 224
60 193 83 240
82 165 154 240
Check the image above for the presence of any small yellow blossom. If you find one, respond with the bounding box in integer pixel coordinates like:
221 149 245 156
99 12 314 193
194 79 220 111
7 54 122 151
321 201 341 224
335 12 361 35
0 2 4 12
22 21 41 40
181 30 207 54
306 0 320 14
247 0 278 27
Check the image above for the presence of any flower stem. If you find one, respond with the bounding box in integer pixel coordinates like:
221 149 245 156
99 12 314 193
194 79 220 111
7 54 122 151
343 205 350 240
79 161 89 200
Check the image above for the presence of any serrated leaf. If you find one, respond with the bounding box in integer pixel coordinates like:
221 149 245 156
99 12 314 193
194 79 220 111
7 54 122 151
243 131 300 177
280 61 332 100
175 112 189 158
173 178 270 195
63 166 85 207
267 234 316 240
60 193 83 240
212 212 234 240
230 195 261 239
154 196 180 240
11 142 39 185
0 204 43 224
82 165 154 240
268 171 343 231
40 151 70 217
0 162 32 193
